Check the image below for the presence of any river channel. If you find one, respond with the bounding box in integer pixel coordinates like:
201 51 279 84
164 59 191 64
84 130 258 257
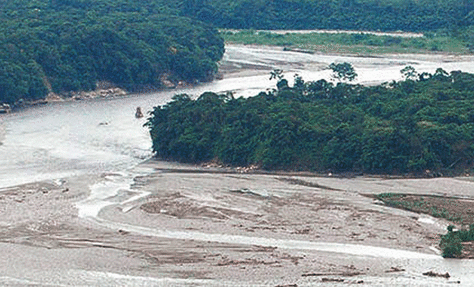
1 44 474 286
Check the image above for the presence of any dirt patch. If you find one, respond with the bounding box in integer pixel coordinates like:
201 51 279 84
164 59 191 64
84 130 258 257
216 258 280 266
278 177 342 191
372 193 474 225
372 193 474 258
140 193 261 220
461 241 474 259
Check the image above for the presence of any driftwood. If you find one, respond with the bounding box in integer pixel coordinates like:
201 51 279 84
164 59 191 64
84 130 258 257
422 271 450 278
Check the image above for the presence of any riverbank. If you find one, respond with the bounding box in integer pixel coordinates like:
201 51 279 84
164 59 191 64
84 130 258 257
5 42 474 115
222 30 471 55
3 159 474 285
218 44 474 90
371 192 474 259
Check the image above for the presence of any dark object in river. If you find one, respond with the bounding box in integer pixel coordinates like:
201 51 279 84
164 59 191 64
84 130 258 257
135 107 143 118
422 271 450 278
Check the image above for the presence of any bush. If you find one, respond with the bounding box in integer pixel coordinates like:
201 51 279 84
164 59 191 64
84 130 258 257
440 225 463 258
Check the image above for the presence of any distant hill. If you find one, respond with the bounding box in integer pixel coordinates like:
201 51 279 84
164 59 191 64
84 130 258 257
179 0 474 32
0 0 224 105
3 0 473 105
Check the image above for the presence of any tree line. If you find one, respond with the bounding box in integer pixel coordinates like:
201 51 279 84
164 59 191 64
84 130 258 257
0 0 224 105
3 0 474 106
147 67 474 175
179 0 474 32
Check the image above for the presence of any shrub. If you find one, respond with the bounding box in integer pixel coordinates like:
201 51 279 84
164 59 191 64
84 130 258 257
440 225 463 258
439 225 463 258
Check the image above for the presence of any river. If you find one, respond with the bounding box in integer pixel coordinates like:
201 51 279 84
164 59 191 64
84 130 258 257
2 45 474 188
1 44 474 286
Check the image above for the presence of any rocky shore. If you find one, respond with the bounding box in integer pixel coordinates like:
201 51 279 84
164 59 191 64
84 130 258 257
46 87 127 102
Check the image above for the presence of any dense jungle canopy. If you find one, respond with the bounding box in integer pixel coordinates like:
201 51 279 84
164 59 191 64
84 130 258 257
180 0 474 32
0 0 224 104
147 69 474 175
1 0 474 107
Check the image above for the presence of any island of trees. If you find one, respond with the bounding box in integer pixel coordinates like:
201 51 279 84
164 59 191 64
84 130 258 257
147 66 474 175
0 0 224 105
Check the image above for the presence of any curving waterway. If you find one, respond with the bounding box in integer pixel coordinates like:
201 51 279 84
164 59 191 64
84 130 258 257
1 44 474 286
2 45 474 189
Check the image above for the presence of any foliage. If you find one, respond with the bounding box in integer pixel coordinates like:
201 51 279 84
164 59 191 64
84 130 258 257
440 226 463 258
0 0 224 105
440 224 474 258
329 62 358 82
179 0 474 32
147 68 474 175
222 30 471 55
375 193 463 222
374 193 474 258
400 66 418 81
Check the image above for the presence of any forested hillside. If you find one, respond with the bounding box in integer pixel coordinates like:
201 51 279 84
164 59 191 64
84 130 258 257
0 0 224 105
180 0 474 32
147 69 474 175
3 0 474 106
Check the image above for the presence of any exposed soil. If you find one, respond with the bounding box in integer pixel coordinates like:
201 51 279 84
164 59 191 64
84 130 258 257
370 194 474 225
2 164 473 285
371 193 474 258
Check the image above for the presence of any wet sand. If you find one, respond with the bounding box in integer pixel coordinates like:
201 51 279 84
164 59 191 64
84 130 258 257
2 159 474 285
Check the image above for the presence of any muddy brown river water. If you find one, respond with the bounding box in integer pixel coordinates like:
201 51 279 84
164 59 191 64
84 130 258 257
1 44 474 286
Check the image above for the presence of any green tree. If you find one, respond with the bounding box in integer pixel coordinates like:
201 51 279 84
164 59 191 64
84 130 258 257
147 69 474 175
0 0 224 104
400 66 418 81
269 69 283 81
329 62 358 82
